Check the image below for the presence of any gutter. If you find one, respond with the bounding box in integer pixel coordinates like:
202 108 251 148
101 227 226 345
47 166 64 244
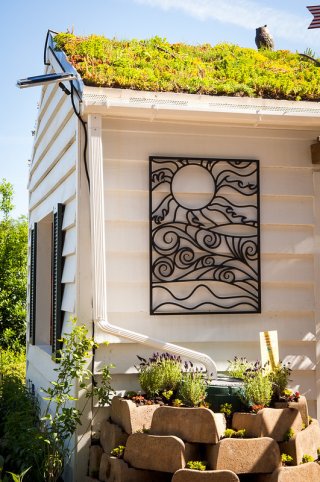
87 114 217 378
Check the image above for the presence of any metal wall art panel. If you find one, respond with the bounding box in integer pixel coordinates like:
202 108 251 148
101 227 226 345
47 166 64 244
149 156 260 315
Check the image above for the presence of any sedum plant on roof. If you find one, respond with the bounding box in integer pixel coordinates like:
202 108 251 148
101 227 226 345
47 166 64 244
54 33 320 101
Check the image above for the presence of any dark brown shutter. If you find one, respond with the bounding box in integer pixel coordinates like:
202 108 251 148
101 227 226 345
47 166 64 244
29 224 37 345
51 204 65 356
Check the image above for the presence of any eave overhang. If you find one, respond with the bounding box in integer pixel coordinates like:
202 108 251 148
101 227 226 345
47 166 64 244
81 86 320 130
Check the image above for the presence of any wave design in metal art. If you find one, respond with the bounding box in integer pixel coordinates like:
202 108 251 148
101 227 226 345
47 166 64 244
149 156 260 315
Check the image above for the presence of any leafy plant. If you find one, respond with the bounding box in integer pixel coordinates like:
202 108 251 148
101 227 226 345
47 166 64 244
220 403 233 418
177 370 207 407
0 180 28 349
223 429 246 438
301 454 314 463
172 398 183 407
137 353 183 397
227 357 254 379
284 428 295 442
39 321 114 482
281 453 293 466
186 461 207 471
53 34 320 102
0 347 26 382
240 363 273 409
110 445 125 459
268 363 291 401
281 389 300 402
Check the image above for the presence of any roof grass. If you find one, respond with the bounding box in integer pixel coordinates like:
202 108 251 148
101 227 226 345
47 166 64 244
54 33 320 101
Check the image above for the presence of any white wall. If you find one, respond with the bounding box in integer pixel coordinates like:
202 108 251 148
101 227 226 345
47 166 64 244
95 116 319 417
27 67 79 394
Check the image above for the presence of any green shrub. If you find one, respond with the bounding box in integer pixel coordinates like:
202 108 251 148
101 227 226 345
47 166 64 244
0 320 114 482
0 375 44 481
137 353 182 397
240 365 273 409
268 363 291 401
177 371 207 407
0 348 26 382
227 357 254 379
186 461 207 471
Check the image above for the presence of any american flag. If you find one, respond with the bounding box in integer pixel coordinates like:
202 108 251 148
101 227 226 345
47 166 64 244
307 5 320 29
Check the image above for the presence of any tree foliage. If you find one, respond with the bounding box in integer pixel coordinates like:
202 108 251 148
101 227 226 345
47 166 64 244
0 180 28 348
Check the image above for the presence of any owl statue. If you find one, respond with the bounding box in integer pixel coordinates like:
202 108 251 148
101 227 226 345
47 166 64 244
255 25 274 51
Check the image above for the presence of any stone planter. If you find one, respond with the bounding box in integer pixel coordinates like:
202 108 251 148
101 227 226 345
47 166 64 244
274 395 309 427
123 432 200 473
278 418 320 465
110 396 159 434
100 419 128 454
172 469 240 481
255 462 320 482
206 437 281 474
232 407 304 441
151 406 226 443
98 454 171 482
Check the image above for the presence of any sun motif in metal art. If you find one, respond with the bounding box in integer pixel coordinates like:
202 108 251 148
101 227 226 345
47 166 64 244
149 156 260 314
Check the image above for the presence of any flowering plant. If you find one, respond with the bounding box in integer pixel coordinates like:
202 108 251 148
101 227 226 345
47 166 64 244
281 389 300 402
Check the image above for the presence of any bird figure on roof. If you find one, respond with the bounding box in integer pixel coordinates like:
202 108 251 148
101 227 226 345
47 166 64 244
255 25 274 51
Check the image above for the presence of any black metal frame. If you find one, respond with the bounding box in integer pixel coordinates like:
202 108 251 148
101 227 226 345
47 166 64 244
149 156 261 315
29 224 37 344
51 203 65 356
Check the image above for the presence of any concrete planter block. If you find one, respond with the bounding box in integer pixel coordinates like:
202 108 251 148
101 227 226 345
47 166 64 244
99 454 171 482
100 418 128 454
232 412 260 438
110 396 159 434
278 418 320 465
124 432 186 473
151 406 226 443
84 477 99 482
255 462 320 482
207 437 281 474
232 408 304 441
172 469 240 481
88 445 103 478
274 396 309 427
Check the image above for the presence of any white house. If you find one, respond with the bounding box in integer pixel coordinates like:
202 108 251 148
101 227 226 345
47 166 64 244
26 31 320 480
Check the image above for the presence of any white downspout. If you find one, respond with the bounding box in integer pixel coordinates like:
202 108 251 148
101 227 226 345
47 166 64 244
88 114 217 378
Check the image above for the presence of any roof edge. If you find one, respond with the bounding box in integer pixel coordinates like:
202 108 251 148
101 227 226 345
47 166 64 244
81 86 320 128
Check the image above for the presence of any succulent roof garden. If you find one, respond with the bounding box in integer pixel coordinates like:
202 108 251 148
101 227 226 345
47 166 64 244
54 33 320 101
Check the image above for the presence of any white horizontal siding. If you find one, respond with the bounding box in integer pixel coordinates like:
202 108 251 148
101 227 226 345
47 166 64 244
94 311 315 344
98 115 317 415
106 252 313 284
101 123 317 169
104 159 313 197
28 65 78 388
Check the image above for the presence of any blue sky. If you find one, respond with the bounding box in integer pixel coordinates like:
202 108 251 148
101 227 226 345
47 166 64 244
2 0 320 217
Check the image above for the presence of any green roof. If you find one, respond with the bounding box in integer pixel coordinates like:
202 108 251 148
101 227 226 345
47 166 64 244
54 33 320 101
